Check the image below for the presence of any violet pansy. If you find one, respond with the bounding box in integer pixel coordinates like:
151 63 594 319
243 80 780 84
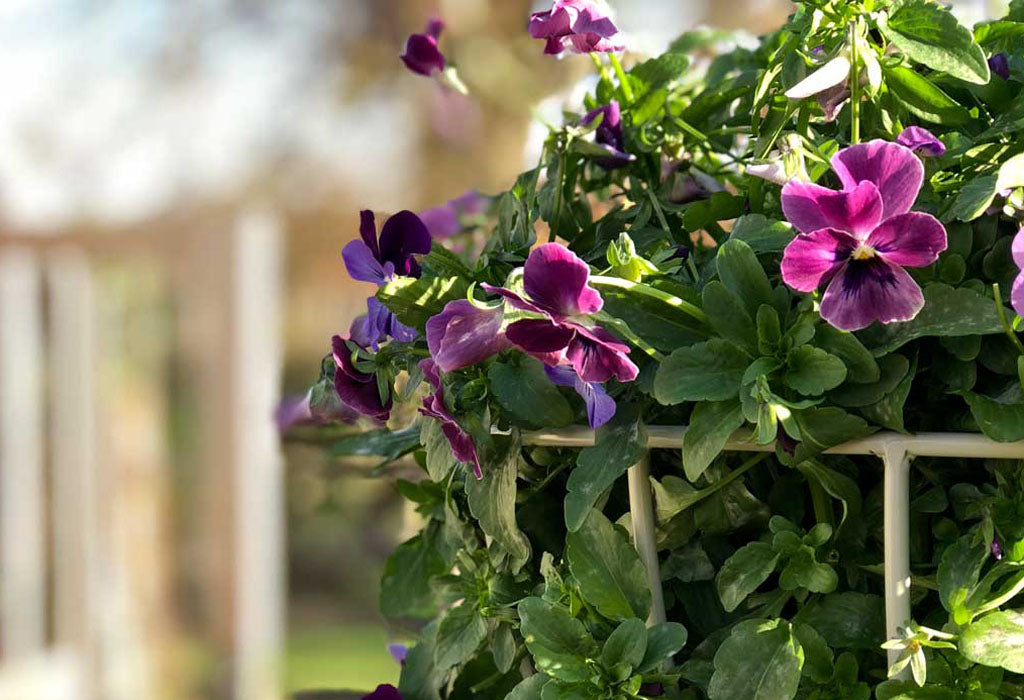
482 243 638 383
418 359 482 479
426 299 511 372
342 210 432 285
544 365 616 429
528 0 624 55
780 140 947 331
331 334 392 422
897 126 945 157
580 101 635 169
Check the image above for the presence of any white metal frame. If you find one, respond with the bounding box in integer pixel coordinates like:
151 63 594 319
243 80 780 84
520 426 1024 678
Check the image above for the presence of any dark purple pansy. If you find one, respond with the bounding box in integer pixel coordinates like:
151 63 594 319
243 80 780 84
482 243 638 383
1012 227 1024 318
401 19 445 76
897 126 945 157
362 297 417 350
418 190 490 238
343 210 432 285
426 299 511 372
545 365 616 428
580 101 635 169
528 0 624 55
419 359 482 479
780 140 947 331
332 334 392 421
989 53 1010 81
362 684 402 700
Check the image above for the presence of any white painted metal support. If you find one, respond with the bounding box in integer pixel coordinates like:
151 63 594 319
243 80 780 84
627 453 666 625
0 248 47 660
882 441 912 679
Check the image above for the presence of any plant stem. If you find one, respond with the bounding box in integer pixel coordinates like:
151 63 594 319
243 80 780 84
589 52 612 84
645 184 699 281
609 52 635 103
671 115 708 143
693 454 769 506
809 478 834 530
549 148 567 243
849 22 861 144
590 275 708 324
993 283 1024 354
972 567 1024 619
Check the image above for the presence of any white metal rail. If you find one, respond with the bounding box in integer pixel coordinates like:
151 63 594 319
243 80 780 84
520 426 1024 677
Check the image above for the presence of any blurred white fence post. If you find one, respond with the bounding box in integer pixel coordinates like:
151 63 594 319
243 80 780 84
0 248 47 659
231 210 285 700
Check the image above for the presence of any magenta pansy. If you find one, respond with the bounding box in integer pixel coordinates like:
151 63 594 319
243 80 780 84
1011 227 1024 319
528 0 624 55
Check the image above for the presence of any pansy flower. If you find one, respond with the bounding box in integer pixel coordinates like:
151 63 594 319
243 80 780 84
897 126 945 157
362 297 417 350
418 359 481 479
545 365 616 429
331 334 392 422
580 101 635 169
426 299 511 372
780 140 947 331
362 684 402 700
401 19 446 76
990 53 1010 81
482 243 638 383
343 210 432 285
528 0 624 55
418 190 490 238
1011 227 1024 318
275 389 358 432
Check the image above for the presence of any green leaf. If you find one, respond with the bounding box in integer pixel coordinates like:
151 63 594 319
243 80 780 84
794 624 833 684
566 509 652 621
517 597 598 682
629 53 690 98
882 0 990 84
435 602 489 670
778 547 838 593
637 622 688 673
859 353 915 432
565 409 648 531
329 425 423 465
716 239 776 317
829 354 910 408
959 610 1024 673
795 593 885 649
466 437 532 573
377 276 470 329
380 526 448 619
540 681 592 700
708 619 803 700
946 175 998 222
506 674 549 700
964 391 1024 441
716 542 780 612
399 622 444 700
882 64 970 125
599 283 707 352
937 534 987 619
421 245 475 279
785 346 848 396
796 461 862 529
422 419 459 482
702 281 758 353
683 400 745 482
654 339 749 403
789 408 873 464
601 618 648 671
813 325 879 383
859 284 1004 355
492 624 517 674
488 355 573 429
729 215 795 254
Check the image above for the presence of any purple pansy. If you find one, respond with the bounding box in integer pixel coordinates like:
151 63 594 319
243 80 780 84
897 126 945 157
419 359 482 479
275 389 358 432
780 140 947 331
426 299 511 372
482 243 639 383
580 101 635 169
528 0 624 55
343 210 432 285
1011 227 1024 318
545 365 616 429
362 297 418 350
419 190 490 238
332 334 392 422
992 536 1005 561
989 53 1010 81
401 19 446 76
362 684 402 700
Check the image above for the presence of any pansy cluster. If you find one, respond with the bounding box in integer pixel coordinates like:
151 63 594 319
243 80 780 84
289 1 1024 699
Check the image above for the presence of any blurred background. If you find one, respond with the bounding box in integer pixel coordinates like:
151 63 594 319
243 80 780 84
0 0 997 698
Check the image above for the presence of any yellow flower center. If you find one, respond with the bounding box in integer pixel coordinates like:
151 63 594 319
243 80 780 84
851 243 877 260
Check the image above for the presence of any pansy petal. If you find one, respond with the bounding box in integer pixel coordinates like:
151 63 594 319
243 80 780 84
343 240 391 284
819 258 924 331
441 421 482 479
331 335 391 420
831 140 924 220
506 318 575 353
543 364 578 387
426 299 510 372
528 7 573 39
400 34 445 76
781 180 882 236
418 204 460 238
780 228 858 292
566 325 638 383
867 212 947 267
359 210 380 259
480 283 549 315
896 126 945 157
523 243 603 317
362 684 403 700
378 211 432 276
1012 272 1024 318
1012 227 1024 269
578 379 616 428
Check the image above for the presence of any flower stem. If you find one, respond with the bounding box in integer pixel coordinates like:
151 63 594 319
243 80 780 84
549 148 567 243
993 283 1024 354
590 275 708 325
849 22 861 144
589 51 612 84
609 52 634 104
